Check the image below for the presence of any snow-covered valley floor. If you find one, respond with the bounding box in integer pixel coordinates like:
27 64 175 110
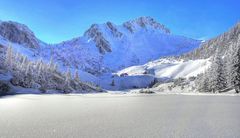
1 93 240 138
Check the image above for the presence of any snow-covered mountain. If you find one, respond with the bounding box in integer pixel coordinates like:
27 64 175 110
2 17 224 92
109 22 240 90
0 17 240 93
41 17 200 74
0 17 201 75
0 21 41 49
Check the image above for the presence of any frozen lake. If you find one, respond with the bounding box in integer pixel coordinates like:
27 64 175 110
0 94 240 138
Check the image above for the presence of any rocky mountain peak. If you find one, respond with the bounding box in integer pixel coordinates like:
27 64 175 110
84 24 112 54
84 17 172 55
0 21 39 48
123 16 171 34
106 22 123 38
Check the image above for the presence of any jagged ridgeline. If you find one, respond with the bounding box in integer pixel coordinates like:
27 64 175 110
0 21 40 48
0 17 200 75
2 45 103 93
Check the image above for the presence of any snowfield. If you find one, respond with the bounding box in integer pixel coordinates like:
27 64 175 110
117 58 211 79
0 94 240 138
95 58 211 90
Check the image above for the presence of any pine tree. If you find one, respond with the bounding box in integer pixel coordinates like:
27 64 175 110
20 56 27 71
209 49 226 92
65 68 72 82
48 57 55 71
53 63 58 72
111 79 115 86
196 73 210 92
5 44 13 69
74 70 80 82
37 60 43 77
228 39 240 93
25 62 30 75
63 68 72 93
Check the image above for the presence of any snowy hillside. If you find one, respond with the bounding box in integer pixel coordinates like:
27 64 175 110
117 58 211 79
0 21 41 49
92 58 211 90
181 22 240 60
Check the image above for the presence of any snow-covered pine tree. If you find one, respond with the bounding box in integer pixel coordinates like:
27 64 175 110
196 73 210 92
48 57 56 72
111 79 115 86
5 44 13 70
74 70 80 82
3 44 100 93
25 62 31 75
20 56 27 71
208 49 227 92
37 59 43 77
63 68 73 93
228 39 240 93
53 63 58 72
65 68 72 82
226 45 234 88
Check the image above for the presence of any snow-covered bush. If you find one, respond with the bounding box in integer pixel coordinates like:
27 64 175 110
0 81 10 96
139 89 155 94
195 73 211 92
173 78 187 87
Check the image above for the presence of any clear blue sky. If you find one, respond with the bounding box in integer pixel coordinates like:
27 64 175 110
0 0 239 43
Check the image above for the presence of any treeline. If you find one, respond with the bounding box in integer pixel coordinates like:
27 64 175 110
196 38 240 93
3 45 102 93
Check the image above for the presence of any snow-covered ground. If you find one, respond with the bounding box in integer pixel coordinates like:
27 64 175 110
0 94 240 138
94 58 211 90
117 58 211 79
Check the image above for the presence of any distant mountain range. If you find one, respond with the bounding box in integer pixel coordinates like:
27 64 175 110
0 17 200 74
0 17 239 91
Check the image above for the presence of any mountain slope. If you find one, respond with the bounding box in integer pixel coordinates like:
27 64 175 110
181 22 240 60
117 58 211 79
112 22 240 90
45 17 200 74
0 21 40 49
0 17 202 91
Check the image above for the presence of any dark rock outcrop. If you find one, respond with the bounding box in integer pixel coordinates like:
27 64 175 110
0 21 39 48
84 24 112 54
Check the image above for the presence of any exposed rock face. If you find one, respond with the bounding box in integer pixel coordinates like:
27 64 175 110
84 24 112 54
123 22 135 33
106 22 123 38
123 16 171 34
181 22 240 60
0 21 39 48
84 17 172 55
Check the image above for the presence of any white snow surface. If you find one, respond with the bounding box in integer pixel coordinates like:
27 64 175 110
117 58 211 79
0 94 240 138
